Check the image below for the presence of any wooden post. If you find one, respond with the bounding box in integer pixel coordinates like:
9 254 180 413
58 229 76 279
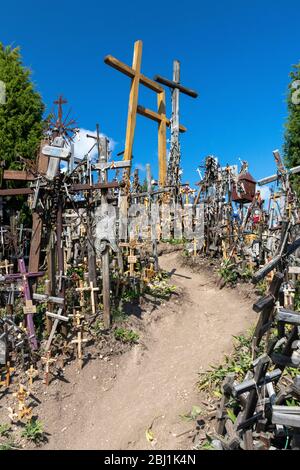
123 40 143 169
46 237 56 334
241 355 270 423
28 142 49 274
41 351 57 386
252 272 284 356
102 246 111 328
168 60 180 189
157 90 167 187
87 217 98 306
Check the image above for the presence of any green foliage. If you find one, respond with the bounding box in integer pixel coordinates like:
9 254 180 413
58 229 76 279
66 266 85 279
255 280 268 296
157 270 171 280
198 434 215 450
114 327 139 344
284 365 299 379
112 308 126 323
140 178 148 192
218 260 238 285
146 279 176 298
21 418 45 443
294 281 300 312
240 266 253 281
284 62 300 194
198 332 253 392
286 398 300 407
161 238 185 245
199 441 215 450
0 424 16 451
92 319 105 336
0 441 15 450
226 408 237 424
121 288 139 302
180 405 202 421
182 249 191 258
218 260 254 286
0 424 11 438
0 44 44 171
35 302 47 339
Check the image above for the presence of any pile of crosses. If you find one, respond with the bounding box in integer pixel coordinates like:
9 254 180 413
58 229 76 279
0 39 200 422
194 149 300 278
0 109 160 384
211 215 300 449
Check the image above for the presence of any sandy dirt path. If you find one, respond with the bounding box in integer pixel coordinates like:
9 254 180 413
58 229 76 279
41 252 254 450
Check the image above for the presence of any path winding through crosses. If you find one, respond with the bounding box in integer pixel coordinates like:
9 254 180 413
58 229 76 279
39 252 254 450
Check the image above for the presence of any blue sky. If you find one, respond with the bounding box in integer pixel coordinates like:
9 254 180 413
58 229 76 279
1 0 300 186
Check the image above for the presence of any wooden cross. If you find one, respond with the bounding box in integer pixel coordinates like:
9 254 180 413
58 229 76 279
45 308 69 352
119 239 144 277
54 95 68 128
12 384 32 421
0 226 8 246
5 361 14 387
69 311 87 369
76 279 85 307
154 60 198 189
258 149 300 187
33 292 64 305
283 282 295 309
41 351 57 386
5 258 44 350
0 259 13 275
104 40 186 186
143 263 156 283
75 281 99 315
86 123 103 166
25 364 38 387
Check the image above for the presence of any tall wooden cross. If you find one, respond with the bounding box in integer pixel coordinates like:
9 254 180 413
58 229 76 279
104 40 187 187
154 60 198 190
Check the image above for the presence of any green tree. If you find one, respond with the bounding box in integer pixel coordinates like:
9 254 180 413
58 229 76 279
0 43 44 170
284 63 300 193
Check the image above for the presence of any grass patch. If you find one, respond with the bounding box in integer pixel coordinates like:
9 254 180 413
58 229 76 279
0 441 17 451
294 281 300 311
255 280 268 296
218 260 238 285
146 279 176 299
198 331 254 393
121 288 140 302
21 418 45 444
0 424 11 438
112 308 127 323
218 260 253 286
114 327 139 344
161 238 185 245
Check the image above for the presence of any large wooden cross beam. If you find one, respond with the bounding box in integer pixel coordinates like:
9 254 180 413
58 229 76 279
104 40 186 187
